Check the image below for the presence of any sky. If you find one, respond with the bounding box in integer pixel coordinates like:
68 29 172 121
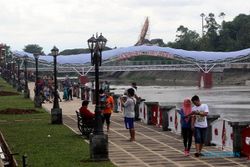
0 0 250 53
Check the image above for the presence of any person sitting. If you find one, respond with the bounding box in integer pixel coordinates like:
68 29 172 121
79 100 95 123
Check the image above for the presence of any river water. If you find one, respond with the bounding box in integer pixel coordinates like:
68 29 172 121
112 85 250 121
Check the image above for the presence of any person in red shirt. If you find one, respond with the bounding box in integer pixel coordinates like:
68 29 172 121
79 100 94 121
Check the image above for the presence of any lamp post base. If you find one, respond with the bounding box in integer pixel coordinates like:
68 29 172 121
16 85 22 92
24 89 30 98
51 108 63 124
89 133 109 161
12 82 16 88
34 95 42 108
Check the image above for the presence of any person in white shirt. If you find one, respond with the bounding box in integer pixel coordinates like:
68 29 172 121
191 95 209 157
121 88 136 141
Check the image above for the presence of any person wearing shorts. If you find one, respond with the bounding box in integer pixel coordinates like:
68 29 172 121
121 88 136 141
191 95 209 157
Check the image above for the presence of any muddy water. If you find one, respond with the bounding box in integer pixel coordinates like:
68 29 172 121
112 85 250 119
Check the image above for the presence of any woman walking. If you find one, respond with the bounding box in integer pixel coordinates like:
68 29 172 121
178 99 193 156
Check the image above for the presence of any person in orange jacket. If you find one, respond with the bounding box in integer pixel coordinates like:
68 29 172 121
102 91 114 132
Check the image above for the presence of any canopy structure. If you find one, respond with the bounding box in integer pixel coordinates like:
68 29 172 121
13 45 250 65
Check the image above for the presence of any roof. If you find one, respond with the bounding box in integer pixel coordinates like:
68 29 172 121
13 45 250 65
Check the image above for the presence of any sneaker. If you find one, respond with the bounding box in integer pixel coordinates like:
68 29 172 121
184 149 188 156
194 152 200 157
186 150 190 156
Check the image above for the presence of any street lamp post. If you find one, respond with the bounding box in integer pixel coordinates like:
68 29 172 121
33 53 42 108
16 58 22 92
2 48 6 69
51 46 62 124
11 60 16 88
5 62 10 82
200 13 205 37
23 55 30 98
87 33 108 161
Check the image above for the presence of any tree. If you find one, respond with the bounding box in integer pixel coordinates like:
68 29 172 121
202 13 220 50
218 12 226 20
168 13 250 51
2 45 12 63
23 44 44 54
59 47 112 55
167 25 200 50
218 14 250 50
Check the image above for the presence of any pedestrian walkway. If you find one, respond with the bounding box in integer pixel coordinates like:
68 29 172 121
28 83 250 167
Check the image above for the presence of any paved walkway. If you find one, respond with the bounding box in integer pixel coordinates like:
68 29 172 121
28 83 250 167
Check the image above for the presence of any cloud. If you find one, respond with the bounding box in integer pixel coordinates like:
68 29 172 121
0 0 250 53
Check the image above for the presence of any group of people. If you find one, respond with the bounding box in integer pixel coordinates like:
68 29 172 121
79 89 114 132
35 75 62 103
62 75 74 101
79 82 138 140
78 82 209 158
178 95 209 157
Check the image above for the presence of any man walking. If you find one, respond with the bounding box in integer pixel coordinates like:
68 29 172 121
191 95 209 157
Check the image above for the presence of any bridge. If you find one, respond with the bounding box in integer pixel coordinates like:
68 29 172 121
10 45 250 88
22 62 250 74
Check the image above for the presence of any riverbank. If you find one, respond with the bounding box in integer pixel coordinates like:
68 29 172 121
100 68 250 86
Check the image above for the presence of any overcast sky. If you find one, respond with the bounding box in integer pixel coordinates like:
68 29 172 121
1 0 249 53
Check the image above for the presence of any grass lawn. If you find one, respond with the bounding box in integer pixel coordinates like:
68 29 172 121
0 78 115 167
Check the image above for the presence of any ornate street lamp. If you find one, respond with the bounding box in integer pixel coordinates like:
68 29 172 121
200 13 205 37
0 47 5 71
11 60 16 88
33 53 42 108
16 58 22 92
1 48 6 69
87 33 108 161
51 46 62 124
23 55 30 98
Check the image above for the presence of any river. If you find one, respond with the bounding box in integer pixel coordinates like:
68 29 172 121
112 85 250 120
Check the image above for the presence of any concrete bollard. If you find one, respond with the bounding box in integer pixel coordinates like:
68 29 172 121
159 105 176 131
135 99 145 121
229 122 248 157
143 102 159 125
205 114 220 146
113 94 122 113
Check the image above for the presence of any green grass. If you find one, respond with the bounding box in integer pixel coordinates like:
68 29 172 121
0 78 115 167
0 79 17 92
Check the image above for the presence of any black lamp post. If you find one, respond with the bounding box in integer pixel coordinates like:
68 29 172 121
33 53 42 108
200 13 205 37
5 62 10 82
87 33 108 161
51 46 62 124
23 55 30 98
2 48 6 69
16 58 22 92
11 60 16 88
0 47 4 74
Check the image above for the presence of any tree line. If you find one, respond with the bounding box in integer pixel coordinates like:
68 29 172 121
167 13 250 51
